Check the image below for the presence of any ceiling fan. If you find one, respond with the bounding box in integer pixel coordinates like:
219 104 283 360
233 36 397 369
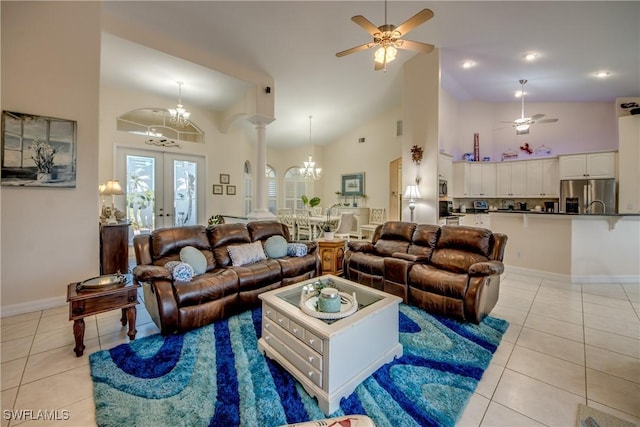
505 79 559 135
335 1 435 71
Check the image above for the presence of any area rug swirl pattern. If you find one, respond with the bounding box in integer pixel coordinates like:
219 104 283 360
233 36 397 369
89 304 508 427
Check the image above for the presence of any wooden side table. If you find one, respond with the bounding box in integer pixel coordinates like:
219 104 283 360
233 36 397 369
316 238 346 276
67 279 140 357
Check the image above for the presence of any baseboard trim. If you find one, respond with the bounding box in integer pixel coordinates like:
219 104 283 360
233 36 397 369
504 265 640 284
1 296 66 318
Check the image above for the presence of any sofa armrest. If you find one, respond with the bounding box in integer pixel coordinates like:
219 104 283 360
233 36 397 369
133 265 172 282
305 241 318 254
347 241 374 252
469 261 504 276
391 252 429 263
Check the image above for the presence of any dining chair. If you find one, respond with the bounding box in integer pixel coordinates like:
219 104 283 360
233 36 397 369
356 207 386 240
294 209 312 241
333 212 355 240
280 210 296 238
310 206 323 217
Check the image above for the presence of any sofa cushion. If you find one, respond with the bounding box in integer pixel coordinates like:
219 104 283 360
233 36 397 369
373 221 415 256
227 241 267 266
408 224 440 259
173 269 239 307
150 225 216 271
346 252 385 277
409 264 469 299
208 223 252 267
429 226 493 273
265 235 288 259
180 246 208 275
247 220 291 242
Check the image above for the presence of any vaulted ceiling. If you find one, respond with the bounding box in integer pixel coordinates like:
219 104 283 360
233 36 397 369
101 1 640 148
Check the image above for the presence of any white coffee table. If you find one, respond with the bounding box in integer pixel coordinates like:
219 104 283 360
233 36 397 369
257 275 402 415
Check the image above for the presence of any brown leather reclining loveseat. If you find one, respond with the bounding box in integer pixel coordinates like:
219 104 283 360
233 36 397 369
344 221 507 323
133 220 320 334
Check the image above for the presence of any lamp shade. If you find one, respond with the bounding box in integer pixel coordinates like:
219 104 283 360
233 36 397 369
403 185 421 200
102 179 125 196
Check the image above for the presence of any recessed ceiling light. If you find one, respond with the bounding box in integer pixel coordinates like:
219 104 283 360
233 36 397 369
524 52 539 61
462 60 476 69
595 71 611 78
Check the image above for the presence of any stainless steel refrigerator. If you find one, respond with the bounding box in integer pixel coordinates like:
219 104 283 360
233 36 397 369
560 179 616 214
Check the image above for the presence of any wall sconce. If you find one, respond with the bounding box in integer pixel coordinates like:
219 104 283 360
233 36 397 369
403 185 422 222
101 179 125 224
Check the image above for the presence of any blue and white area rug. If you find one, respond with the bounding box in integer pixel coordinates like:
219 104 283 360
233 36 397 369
89 305 508 427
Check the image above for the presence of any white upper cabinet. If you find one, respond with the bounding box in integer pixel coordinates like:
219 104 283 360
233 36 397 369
456 162 496 198
526 158 559 197
559 152 616 179
497 162 527 197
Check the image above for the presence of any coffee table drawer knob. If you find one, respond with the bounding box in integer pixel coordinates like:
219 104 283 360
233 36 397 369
308 371 314 379
72 306 84 315
308 356 314 363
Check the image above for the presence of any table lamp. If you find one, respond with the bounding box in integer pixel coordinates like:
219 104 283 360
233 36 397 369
102 179 125 224
403 185 422 222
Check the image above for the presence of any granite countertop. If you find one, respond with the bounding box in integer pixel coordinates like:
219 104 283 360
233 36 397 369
490 210 640 217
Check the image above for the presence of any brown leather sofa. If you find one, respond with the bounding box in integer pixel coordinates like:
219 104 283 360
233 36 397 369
344 221 507 323
133 220 320 334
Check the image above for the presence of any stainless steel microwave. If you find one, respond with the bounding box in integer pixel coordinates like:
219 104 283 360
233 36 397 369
438 179 448 196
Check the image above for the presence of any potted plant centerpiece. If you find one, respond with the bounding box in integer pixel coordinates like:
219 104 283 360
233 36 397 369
30 138 56 183
320 203 340 240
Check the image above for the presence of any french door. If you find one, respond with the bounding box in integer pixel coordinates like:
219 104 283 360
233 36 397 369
116 148 205 233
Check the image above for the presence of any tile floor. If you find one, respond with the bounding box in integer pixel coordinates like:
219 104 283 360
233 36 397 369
1 271 639 426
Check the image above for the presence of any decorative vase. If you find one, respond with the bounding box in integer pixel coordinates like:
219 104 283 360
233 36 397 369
324 231 334 240
36 172 53 183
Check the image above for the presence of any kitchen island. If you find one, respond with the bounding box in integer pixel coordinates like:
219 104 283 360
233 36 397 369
488 211 640 283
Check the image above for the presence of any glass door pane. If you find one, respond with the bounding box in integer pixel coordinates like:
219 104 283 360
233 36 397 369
173 159 197 226
125 154 158 234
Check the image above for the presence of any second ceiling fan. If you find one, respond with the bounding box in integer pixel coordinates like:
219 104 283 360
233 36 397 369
336 1 435 71
506 79 559 135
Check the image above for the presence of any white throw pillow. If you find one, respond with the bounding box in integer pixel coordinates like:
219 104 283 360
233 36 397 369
180 246 207 275
227 241 267 266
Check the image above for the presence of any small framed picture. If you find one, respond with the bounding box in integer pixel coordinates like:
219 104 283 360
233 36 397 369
212 184 223 195
220 174 230 184
226 185 236 195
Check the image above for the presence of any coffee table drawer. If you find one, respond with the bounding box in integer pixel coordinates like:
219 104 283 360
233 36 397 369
264 304 290 330
304 329 323 354
264 319 323 371
263 330 322 388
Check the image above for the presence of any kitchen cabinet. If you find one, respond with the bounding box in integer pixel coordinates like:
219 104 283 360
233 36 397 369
559 152 616 179
496 162 527 197
452 162 496 198
459 213 490 229
618 115 640 213
99 223 130 275
526 158 559 197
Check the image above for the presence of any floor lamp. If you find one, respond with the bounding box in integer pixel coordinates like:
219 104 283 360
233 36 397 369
403 185 421 222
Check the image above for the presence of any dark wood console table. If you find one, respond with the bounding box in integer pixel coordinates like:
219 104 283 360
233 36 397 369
99 222 129 275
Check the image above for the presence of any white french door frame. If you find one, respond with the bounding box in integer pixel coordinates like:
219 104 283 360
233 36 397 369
116 147 206 230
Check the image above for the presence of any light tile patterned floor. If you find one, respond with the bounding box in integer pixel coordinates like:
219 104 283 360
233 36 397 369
1 272 639 426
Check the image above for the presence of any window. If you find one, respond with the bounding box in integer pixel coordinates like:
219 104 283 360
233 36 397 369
244 161 252 215
284 167 307 210
266 164 277 214
117 108 204 143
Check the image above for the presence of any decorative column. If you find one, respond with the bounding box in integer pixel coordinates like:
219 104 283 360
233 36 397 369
247 114 276 220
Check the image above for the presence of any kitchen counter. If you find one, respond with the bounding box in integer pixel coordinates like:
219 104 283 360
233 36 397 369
492 210 640 217
489 212 639 282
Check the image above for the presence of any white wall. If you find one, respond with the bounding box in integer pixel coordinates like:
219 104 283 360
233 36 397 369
1 2 102 313
99 86 251 219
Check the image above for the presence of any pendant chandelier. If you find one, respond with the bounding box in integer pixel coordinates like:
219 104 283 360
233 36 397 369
168 81 191 127
299 115 322 181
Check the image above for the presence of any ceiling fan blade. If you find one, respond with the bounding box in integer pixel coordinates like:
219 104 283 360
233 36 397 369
336 42 375 57
536 118 559 123
351 15 380 36
396 39 434 53
374 60 385 71
395 9 434 36
530 113 546 120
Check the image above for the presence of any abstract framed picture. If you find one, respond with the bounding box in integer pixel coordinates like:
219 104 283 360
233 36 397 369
226 185 236 195
341 172 365 197
1 111 77 187
220 174 230 184
212 184 223 195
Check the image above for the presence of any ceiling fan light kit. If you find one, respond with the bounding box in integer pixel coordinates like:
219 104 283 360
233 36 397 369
504 79 559 135
336 0 435 71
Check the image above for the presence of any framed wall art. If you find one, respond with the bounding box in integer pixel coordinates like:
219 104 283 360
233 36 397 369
1 111 77 187
226 185 236 195
341 172 365 197
219 174 230 184
212 184 223 195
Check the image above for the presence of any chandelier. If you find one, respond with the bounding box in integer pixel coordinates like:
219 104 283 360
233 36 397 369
299 115 322 181
168 81 191 127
